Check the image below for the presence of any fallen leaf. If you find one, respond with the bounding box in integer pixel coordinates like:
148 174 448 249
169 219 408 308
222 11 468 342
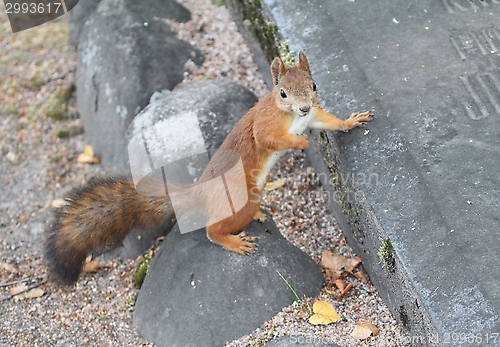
308 300 341 325
77 145 100 164
51 198 67 208
264 178 286 191
16 287 44 300
334 279 348 292
334 279 353 299
351 321 380 339
10 284 27 295
325 268 341 281
322 250 362 273
82 260 101 273
322 250 362 280
353 269 369 284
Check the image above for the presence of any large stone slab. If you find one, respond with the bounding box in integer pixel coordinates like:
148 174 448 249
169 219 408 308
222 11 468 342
261 0 500 345
133 217 324 347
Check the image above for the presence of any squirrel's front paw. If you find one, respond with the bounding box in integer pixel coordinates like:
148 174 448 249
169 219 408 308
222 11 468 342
344 110 373 131
234 231 258 255
215 231 258 255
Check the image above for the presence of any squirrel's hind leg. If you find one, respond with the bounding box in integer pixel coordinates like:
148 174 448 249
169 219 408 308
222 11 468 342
253 210 267 223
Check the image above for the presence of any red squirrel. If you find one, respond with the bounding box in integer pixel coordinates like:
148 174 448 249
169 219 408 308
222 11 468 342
45 51 372 284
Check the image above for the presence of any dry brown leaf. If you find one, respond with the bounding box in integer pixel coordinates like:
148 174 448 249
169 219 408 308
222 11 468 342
264 178 286 191
82 260 101 273
77 145 100 164
334 279 353 299
322 250 362 280
353 269 369 284
16 287 45 300
335 279 347 292
324 280 354 300
351 322 380 339
322 250 362 273
324 268 340 281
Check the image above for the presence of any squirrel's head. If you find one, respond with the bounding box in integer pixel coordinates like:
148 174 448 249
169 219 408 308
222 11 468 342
271 51 318 117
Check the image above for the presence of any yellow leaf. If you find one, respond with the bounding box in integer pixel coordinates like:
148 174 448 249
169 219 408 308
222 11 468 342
264 178 286 191
77 145 100 164
83 145 93 156
351 321 380 339
82 260 101 273
308 300 341 325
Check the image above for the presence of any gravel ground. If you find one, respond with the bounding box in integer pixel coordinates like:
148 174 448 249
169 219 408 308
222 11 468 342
0 1 409 346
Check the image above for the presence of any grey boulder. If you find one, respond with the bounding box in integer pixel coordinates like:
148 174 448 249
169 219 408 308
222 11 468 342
76 0 202 172
133 216 324 347
123 80 259 178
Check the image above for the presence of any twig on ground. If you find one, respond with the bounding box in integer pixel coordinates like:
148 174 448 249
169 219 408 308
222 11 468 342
0 277 47 302
0 274 46 288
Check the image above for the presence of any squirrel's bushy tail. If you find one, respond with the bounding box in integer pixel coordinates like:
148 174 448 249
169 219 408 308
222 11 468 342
45 176 174 284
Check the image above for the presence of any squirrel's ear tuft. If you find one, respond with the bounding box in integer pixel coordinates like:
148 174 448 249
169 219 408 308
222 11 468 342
271 56 286 86
298 51 311 74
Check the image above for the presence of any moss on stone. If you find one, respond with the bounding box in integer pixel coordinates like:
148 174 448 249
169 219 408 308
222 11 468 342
378 237 395 270
133 253 152 288
223 0 284 62
278 41 294 65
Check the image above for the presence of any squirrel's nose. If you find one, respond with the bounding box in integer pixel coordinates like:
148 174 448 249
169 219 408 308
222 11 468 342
299 106 310 114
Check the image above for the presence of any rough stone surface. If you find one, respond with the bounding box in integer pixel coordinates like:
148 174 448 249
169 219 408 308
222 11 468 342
102 81 258 260
75 0 202 172
123 80 259 176
263 336 340 347
66 0 101 48
133 215 324 347
261 0 500 344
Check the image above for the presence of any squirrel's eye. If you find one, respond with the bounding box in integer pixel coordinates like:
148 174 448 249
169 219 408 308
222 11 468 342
313 83 317 92
280 89 287 98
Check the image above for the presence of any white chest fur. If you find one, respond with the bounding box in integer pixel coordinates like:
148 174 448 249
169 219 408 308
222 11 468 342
255 113 312 188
